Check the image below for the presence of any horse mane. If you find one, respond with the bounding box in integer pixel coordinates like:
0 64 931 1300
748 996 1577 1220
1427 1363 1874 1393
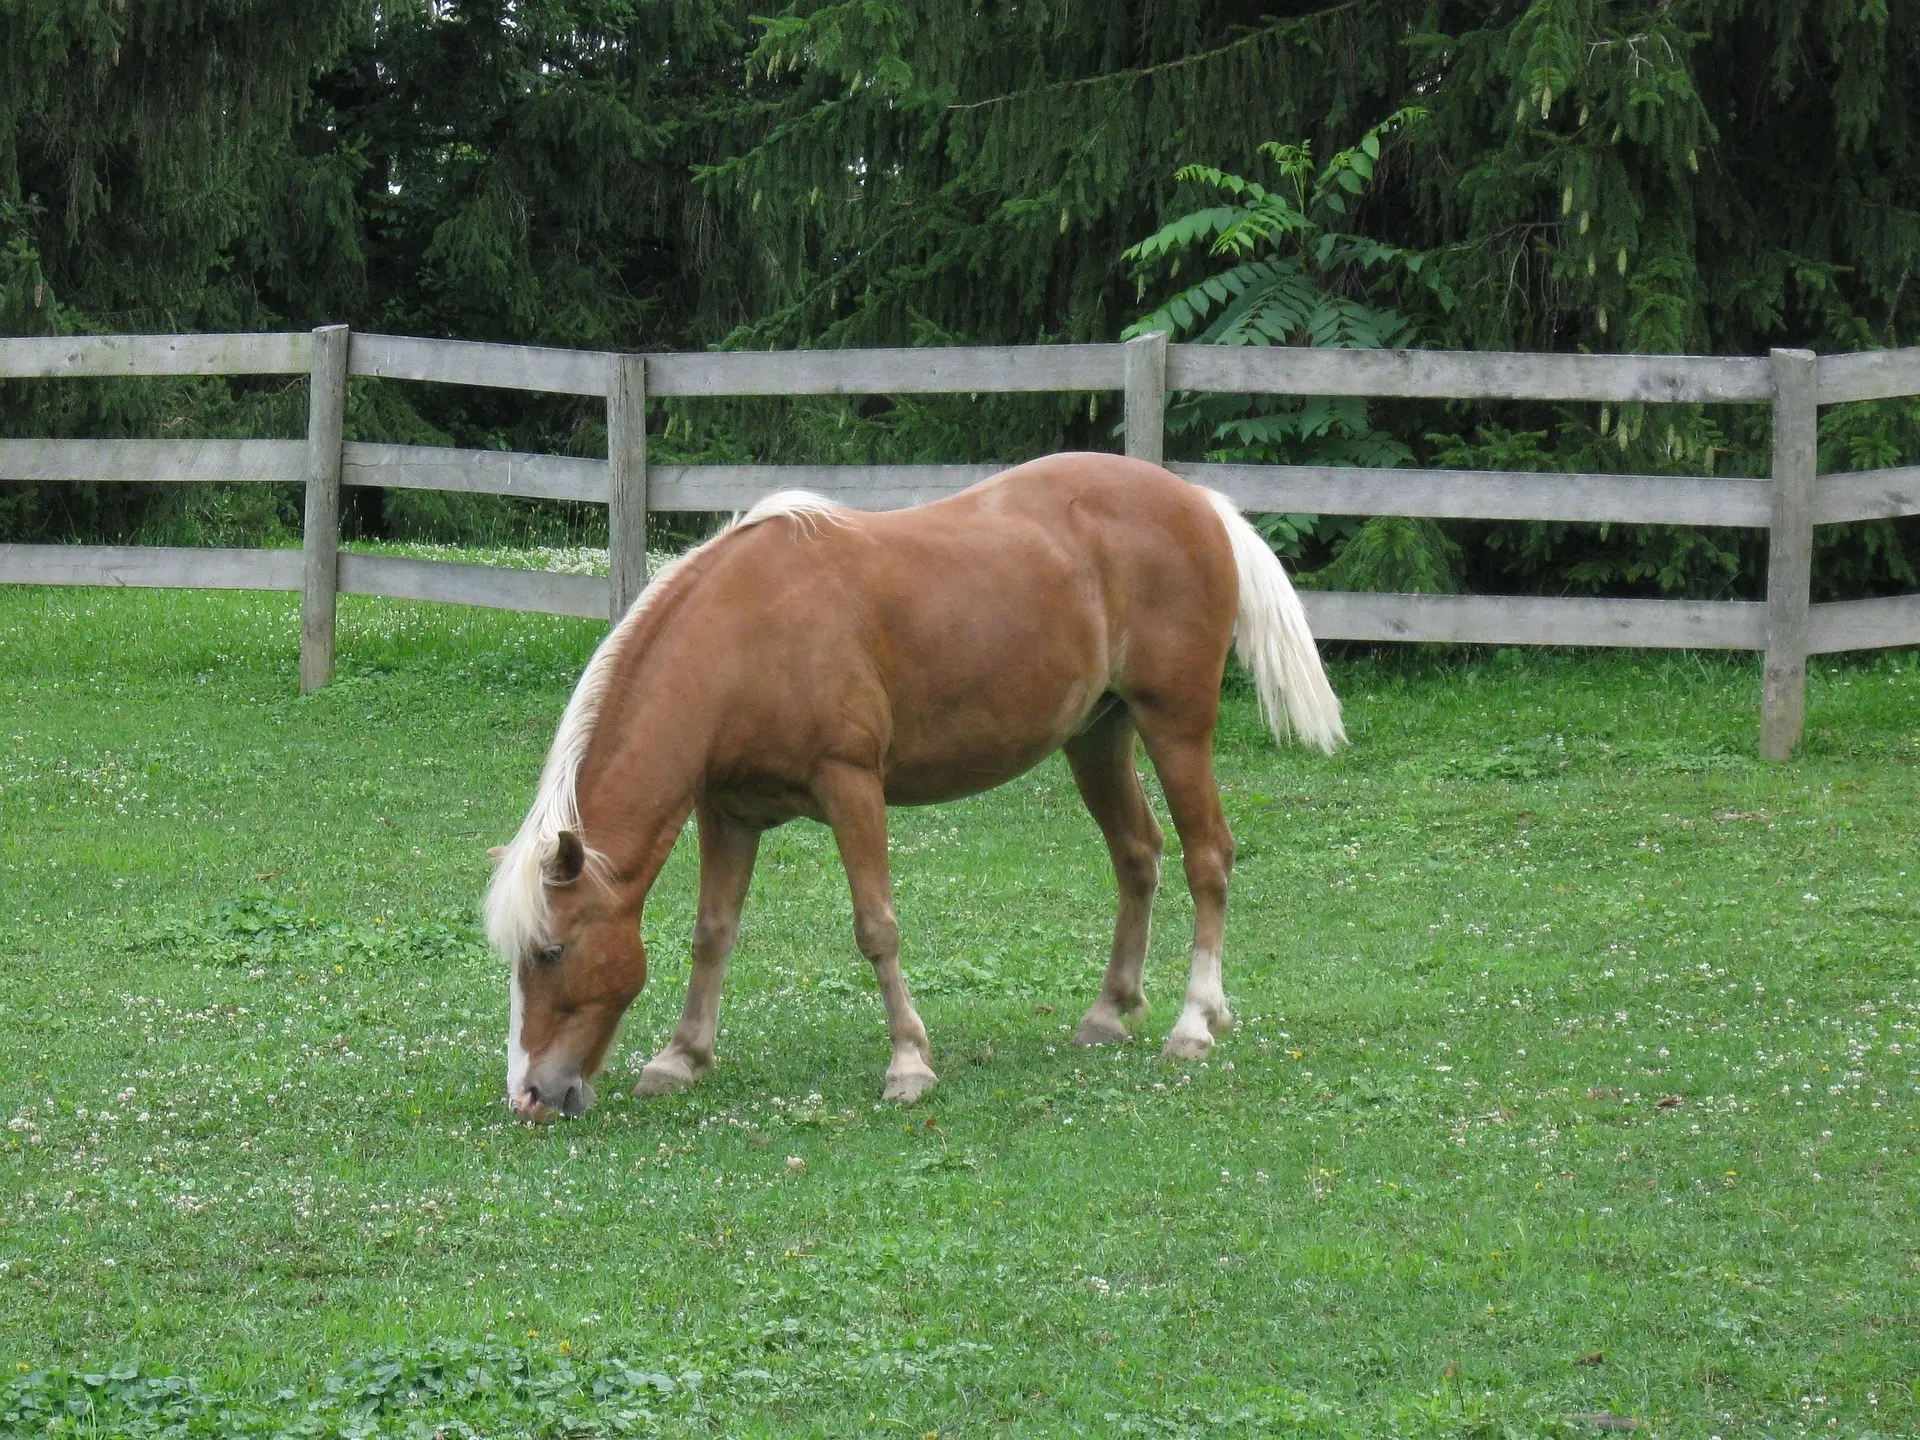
483 490 847 961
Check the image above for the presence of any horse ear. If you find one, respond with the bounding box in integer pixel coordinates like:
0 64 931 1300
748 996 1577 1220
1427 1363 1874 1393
544 830 587 886
487 845 508 863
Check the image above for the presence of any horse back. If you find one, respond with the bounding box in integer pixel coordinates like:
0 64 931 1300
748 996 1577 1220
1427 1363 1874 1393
683 454 1239 808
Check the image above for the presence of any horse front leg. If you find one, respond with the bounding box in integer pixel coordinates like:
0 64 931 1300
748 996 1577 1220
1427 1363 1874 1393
816 761 937 1104
634 800 761 1097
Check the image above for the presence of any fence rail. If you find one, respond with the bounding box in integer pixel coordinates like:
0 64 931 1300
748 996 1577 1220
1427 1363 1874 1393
1163 345 1774 404
0 332 314 378
0 437 308 484
5 328 1919 756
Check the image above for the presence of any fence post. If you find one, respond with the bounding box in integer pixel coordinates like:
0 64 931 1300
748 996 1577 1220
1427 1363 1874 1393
607 352 649 620
1760 347 1818 760
1123 330 1167 464
300 324 350 693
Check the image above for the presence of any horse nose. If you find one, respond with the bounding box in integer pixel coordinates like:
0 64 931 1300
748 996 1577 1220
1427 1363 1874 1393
558 1079 596 1118
510 1077 594 1122
511 1084 555 1123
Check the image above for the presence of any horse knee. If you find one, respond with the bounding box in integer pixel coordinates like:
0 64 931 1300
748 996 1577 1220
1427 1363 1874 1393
692 915 737 959
1181 828 1234 901
1113 833 1162 896
853 907 900 963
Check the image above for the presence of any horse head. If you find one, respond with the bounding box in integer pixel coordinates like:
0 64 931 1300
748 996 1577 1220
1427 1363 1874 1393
490 830 646 1123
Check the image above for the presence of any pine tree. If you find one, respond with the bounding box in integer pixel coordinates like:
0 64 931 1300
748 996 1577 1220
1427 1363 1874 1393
6 0 1916 593
285 0 766 540
2 0 761 542
1396 0 1920 598
703 3 1409 349
1 0 370 332
1 0 372 541
680 3 1414 471
718 0 1919 597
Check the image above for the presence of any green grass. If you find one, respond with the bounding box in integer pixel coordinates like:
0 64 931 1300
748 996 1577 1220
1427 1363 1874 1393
1 582 1916 1438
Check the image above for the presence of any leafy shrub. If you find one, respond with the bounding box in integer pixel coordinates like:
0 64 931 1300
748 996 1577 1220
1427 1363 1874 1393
1122 111 1463 592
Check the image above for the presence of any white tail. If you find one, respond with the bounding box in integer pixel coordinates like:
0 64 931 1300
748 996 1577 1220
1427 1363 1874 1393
1202 489 1346 754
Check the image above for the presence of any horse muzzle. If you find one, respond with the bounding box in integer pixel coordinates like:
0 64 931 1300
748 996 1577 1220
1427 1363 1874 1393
509 1076 596 1123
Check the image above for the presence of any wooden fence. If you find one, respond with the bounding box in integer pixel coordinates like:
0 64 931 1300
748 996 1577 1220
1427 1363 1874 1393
3 327 1919 757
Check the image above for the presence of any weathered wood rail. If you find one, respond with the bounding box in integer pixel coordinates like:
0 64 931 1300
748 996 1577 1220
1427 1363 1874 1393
4 328 1919 757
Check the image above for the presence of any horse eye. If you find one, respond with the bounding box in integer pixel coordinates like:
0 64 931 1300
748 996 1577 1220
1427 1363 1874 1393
537 943 565 966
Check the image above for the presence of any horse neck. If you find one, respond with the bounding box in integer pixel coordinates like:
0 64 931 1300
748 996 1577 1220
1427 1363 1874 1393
573 647 714 909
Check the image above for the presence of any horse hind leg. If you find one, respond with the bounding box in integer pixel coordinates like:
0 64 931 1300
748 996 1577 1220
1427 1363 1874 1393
1064 705 1162 1046
1132 708 1236 1061
634 801 760 1097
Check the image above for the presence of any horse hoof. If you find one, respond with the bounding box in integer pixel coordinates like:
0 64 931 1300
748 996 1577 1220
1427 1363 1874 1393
1160 1031 1212 1062
1072 1018 1132 1046
633 1062 697 1097
883 1070 938 1105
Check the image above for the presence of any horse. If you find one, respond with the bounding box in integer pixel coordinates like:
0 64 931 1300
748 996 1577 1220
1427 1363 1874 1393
484 452 1344 1122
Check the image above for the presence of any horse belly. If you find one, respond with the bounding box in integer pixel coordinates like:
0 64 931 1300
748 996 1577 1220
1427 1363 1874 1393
860 499 1115 805
880 656 1104 805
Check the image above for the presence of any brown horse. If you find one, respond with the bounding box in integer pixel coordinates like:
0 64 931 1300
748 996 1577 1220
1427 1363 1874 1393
485 452 1343 1122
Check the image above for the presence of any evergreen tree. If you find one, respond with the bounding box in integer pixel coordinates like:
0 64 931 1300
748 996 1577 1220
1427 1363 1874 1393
1 0 370 333
1 0 370 541
5 0 1916 595
721 0 1920 597
682 3 1412 472
703 2 1407 349
2 0 763 542
288 0 765 540
1399 0 1920 599
301 0 757 353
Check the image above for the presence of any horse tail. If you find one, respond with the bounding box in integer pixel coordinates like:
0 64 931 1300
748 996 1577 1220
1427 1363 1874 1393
1201 489 1346 754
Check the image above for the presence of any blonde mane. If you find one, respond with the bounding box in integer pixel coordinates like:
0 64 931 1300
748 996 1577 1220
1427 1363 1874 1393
483 490 846 961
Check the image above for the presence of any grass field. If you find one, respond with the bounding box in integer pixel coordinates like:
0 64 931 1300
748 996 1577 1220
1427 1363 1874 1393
1 582 1915 1438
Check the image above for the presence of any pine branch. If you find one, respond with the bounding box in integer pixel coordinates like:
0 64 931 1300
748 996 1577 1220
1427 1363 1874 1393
945 1 1369 113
